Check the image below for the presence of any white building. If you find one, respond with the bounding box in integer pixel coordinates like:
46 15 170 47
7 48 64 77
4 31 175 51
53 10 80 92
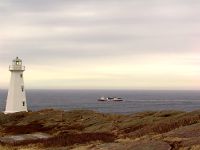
4 57 28 114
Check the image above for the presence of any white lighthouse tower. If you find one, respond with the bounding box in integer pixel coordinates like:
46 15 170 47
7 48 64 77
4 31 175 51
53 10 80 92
5 57 28 114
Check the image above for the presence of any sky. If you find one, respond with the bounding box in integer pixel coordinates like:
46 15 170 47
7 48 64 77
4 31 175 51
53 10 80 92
0 0 200 89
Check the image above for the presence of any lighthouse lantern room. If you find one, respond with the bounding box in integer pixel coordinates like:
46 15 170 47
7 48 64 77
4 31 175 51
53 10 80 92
4 57 28 114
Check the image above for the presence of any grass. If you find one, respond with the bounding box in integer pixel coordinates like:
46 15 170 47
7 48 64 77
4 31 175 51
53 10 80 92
2 132 116 148
126 111 200 138
0 109 200 149
0 145 16 150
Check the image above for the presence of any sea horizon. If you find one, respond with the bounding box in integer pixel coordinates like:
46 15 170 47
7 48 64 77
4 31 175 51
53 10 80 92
1 89 200 114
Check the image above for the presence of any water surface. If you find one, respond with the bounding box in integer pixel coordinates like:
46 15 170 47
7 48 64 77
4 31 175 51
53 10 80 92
0 90 200 114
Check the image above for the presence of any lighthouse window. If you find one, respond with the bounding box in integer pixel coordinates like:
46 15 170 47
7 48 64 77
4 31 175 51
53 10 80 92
20 74 23 78
21 86 24 92
22 101 25 106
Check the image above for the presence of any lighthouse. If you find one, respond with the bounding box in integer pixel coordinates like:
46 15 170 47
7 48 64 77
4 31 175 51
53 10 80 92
5 57 28 114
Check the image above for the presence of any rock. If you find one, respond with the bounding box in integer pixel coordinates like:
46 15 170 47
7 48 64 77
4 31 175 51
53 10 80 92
0 133 51 145
73 140 171 150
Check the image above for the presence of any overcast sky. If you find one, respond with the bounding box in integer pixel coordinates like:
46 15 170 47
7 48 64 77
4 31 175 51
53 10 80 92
0 0 200 89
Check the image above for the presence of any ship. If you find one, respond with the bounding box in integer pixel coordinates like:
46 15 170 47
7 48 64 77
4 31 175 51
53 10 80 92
98 97 124 102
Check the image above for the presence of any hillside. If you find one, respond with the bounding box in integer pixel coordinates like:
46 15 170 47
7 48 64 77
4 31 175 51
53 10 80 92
0 109 200 150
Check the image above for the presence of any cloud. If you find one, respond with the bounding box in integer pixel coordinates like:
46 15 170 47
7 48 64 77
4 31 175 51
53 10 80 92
0 0 200 89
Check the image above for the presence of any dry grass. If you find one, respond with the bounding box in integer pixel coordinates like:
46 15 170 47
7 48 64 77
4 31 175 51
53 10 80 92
0 145 16 150
0 109 200 149
3 122 51 135
123 111 200 138
42 132 116 147
3 132 116 148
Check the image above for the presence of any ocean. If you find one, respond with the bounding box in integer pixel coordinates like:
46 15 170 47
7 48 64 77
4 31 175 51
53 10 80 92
0 90 200 114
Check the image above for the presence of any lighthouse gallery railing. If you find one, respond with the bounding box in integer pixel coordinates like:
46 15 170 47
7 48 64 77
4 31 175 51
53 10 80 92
9 66 25 71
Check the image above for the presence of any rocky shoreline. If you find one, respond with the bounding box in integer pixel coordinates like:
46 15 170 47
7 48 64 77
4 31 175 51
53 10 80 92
0 109 200 150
